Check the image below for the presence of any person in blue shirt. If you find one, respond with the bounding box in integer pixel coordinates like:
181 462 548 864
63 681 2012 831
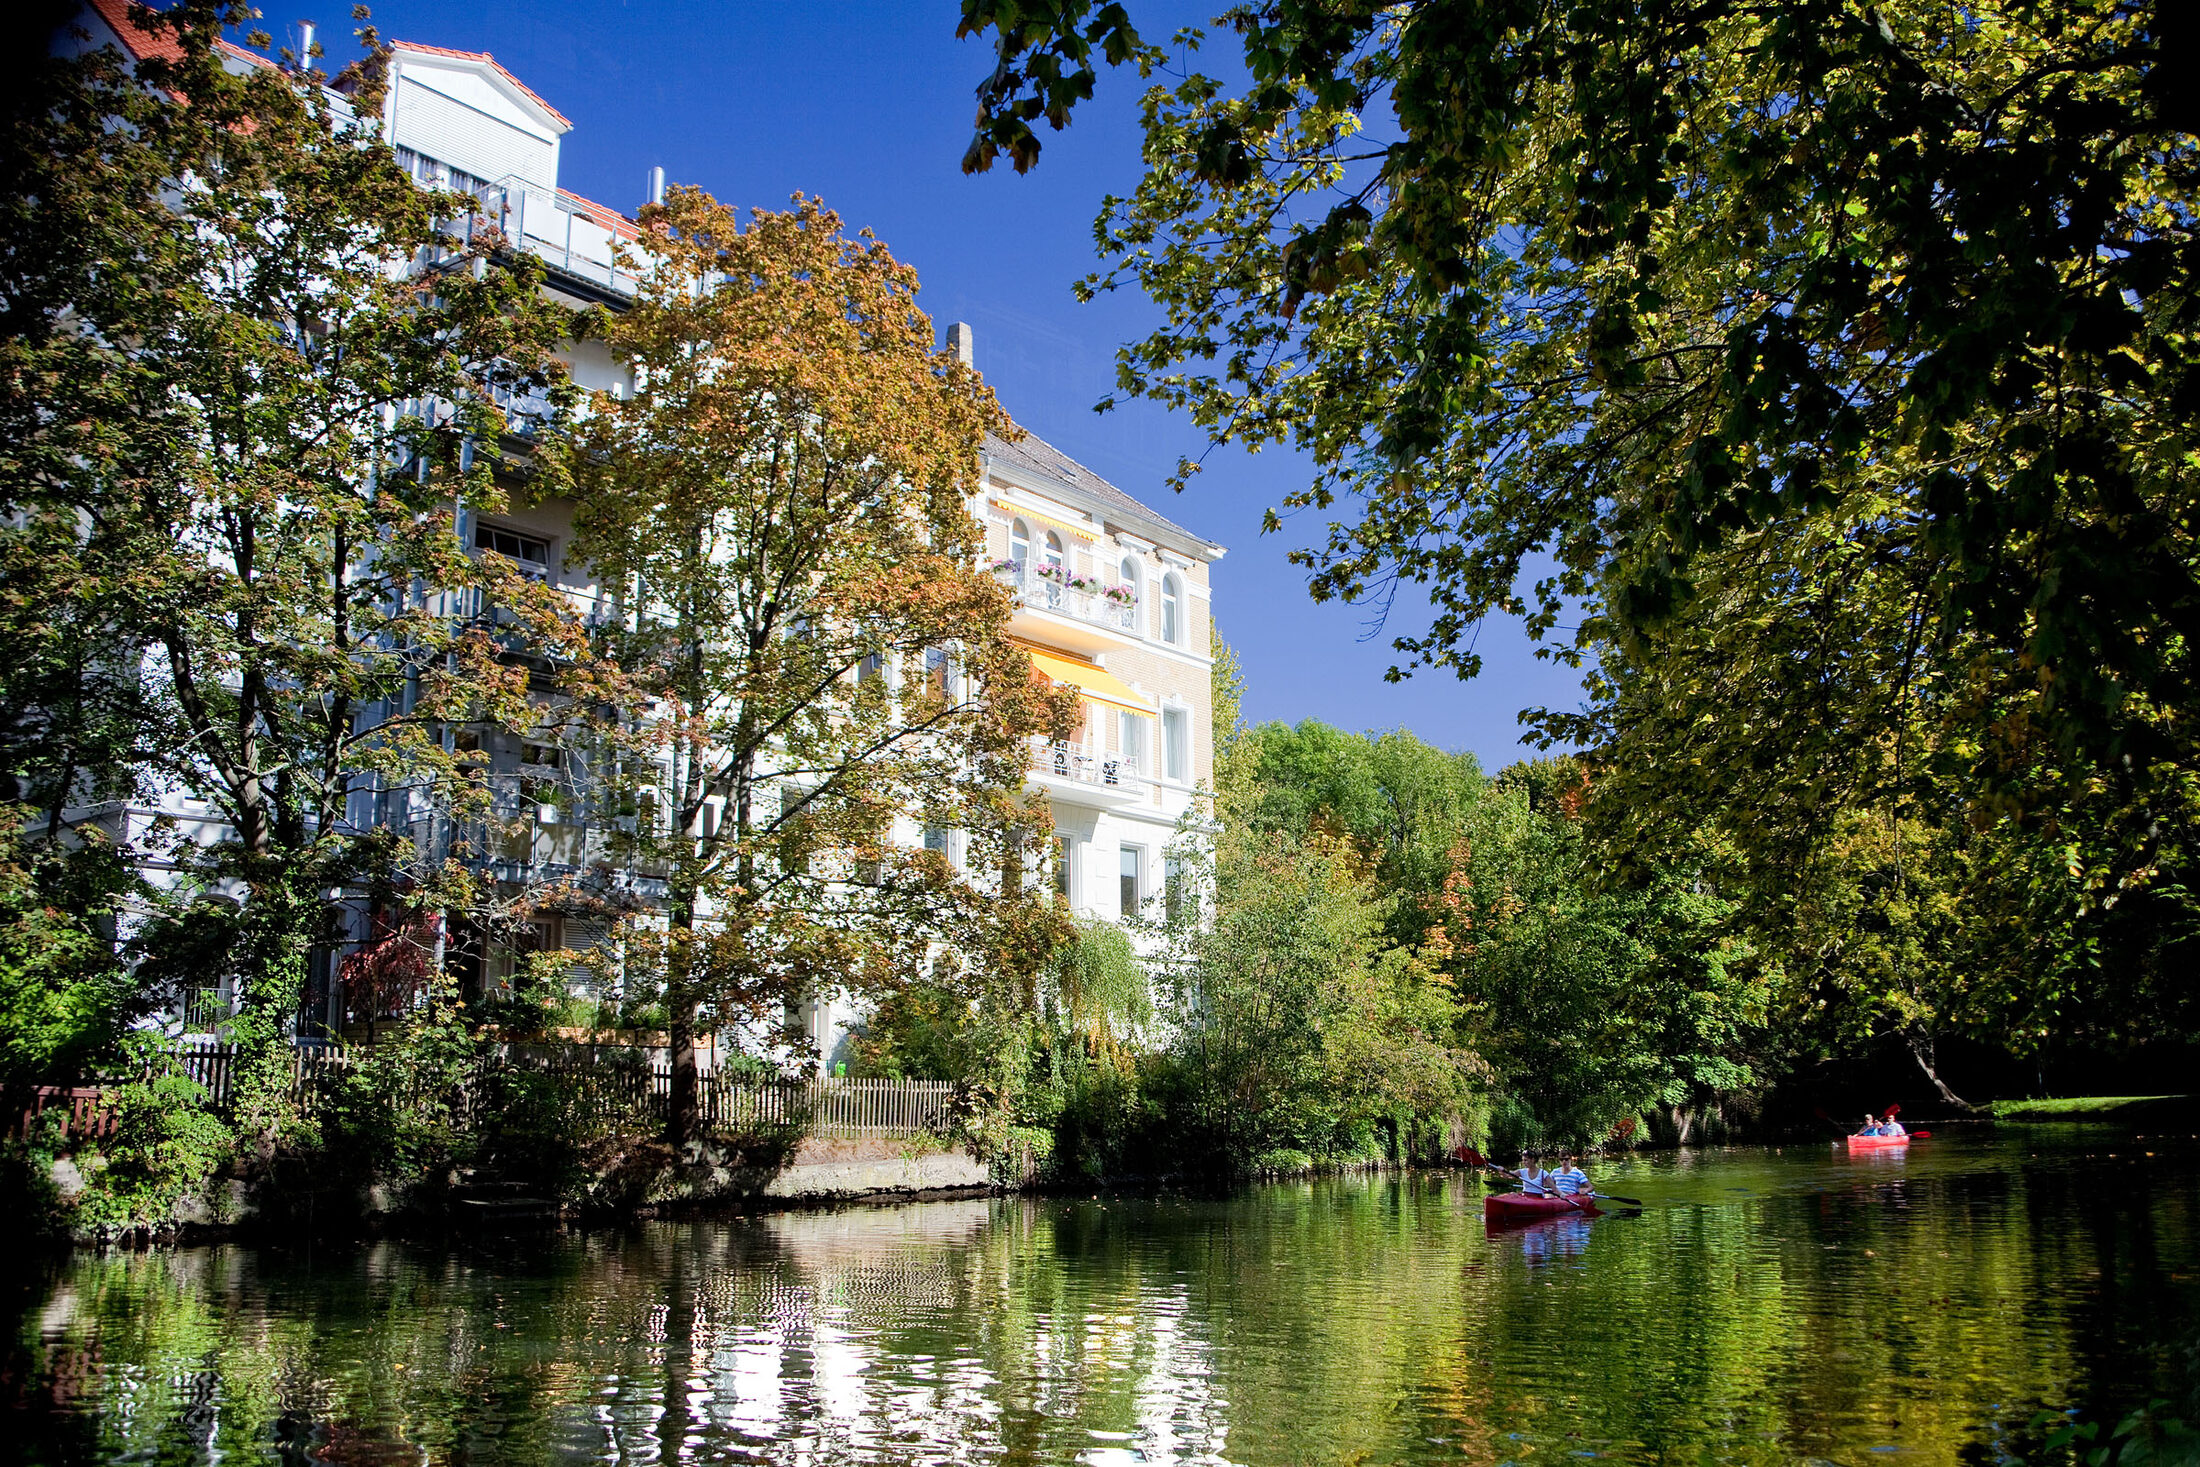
1555 1158 1591 1197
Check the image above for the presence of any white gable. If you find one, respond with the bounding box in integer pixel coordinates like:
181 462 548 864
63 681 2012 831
388 52 562 190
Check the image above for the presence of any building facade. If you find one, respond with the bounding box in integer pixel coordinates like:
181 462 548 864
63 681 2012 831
63 4 1225 1063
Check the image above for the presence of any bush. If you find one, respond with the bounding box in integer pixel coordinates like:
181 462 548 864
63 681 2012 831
75 1036 233 1233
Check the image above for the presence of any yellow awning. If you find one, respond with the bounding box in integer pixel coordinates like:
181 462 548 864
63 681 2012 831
992 498 1096 542
1023 645 1152 715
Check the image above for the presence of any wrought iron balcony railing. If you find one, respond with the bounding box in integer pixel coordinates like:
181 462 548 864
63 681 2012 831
993 561 1139 633
1030 738 1145 795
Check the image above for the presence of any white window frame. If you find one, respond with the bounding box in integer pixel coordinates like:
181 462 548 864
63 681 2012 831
1161 573 1182 645
1162 705 1189 783
1119 843 1143 917
1053 834 1075 902
474 521 553 580
1117 710 1147 774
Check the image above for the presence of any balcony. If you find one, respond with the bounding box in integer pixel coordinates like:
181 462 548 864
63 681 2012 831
434 178 638 301
994 561 1140 652
1028 738 1146 807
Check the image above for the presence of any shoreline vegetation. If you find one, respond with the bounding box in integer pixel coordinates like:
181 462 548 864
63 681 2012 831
1984 1095 2198 1123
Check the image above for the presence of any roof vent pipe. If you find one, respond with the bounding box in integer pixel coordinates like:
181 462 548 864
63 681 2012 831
947 321 974 368
297 20 316 68
648 166 665 206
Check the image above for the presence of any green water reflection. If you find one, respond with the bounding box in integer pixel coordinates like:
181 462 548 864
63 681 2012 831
8 1127 2198 1464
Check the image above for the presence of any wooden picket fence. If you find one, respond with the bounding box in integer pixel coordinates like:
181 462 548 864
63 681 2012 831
16 1042 951 1145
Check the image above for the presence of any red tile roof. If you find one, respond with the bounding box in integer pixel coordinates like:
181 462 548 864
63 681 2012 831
390 40 572 130
87 0 274 70
558 189 640 240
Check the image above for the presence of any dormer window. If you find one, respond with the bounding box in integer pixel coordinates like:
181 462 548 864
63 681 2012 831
475 523 552 579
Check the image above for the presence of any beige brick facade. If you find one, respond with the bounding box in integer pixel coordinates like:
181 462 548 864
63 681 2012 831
975 435 1225 922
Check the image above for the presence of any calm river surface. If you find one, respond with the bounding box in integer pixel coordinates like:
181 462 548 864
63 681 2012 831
8 1125 2199 1465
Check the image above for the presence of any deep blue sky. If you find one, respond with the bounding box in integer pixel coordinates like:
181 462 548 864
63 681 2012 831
339 1 1585 771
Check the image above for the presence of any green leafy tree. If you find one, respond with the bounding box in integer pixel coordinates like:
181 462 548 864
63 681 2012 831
955 0 2200 1074
1157 824 1479 1170
1425 771 1767 1144
0 2 581 1103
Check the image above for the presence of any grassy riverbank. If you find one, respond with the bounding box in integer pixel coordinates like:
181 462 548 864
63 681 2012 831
1985 1095 2196 1122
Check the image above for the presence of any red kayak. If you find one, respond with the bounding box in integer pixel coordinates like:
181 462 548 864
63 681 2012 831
1484 1191 1602 1221
1844 1132 1910 1151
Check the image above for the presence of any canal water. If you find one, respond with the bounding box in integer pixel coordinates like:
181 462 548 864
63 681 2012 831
8 1124 2198 1464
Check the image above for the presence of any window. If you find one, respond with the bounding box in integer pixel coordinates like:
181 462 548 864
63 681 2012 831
1009 519 1031 568
475 523 552 578
925 645 954 698
1053 836 1073 900
1040 531 1066 605
859 650 885 683
1164 857 1187 925
1161 574 1182 644
924 823 949 855
519 742 561 819
1120 845 1142 916
1118 711 1147 774
1163 707 1189 782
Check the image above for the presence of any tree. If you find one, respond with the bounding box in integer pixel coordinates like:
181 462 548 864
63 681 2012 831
1424 768 1768 1144
555 189 1077 1142
955 0 2198 1017
1157 824 1479 1168
1230 720 1483 946
1 3 579 1089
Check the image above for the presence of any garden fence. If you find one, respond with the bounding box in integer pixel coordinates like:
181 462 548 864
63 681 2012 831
17 1042 953 1146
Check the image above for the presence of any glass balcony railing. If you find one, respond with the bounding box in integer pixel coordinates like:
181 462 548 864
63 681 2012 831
433 177 638 299
992 561 1139 633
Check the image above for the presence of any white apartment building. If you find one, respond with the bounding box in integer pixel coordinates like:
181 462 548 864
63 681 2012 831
64 3 1225 1064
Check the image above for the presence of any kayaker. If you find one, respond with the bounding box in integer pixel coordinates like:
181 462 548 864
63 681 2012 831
1555 1157 1591 1197
1860 1113 1881 1136
1880 1116 1907 1138
1517 1154 1553 1196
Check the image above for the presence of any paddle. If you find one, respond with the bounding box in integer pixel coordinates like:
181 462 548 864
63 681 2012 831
1456 1147 1644 1207
1881 1102 1932 1141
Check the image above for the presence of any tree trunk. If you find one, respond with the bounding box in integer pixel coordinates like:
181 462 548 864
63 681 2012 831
667 1004 700 1146
666 890 700 1146
1906 1029 1971 1110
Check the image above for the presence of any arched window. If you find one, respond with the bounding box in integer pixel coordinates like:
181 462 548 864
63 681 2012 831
1161 574 1182 645
1118 555 1142 630
1009 518 1031 567
1041 532 1066 606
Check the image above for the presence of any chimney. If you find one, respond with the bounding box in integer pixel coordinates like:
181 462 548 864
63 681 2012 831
297 20 317 67
647 166 665 206
947 321 974 368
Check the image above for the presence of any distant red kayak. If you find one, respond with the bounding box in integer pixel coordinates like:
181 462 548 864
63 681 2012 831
1844 1132 1911 1151
1484 1191 1602 1221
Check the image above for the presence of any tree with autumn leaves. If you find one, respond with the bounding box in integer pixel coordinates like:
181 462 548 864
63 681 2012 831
551 190 1077 1143
2 1 587 1134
